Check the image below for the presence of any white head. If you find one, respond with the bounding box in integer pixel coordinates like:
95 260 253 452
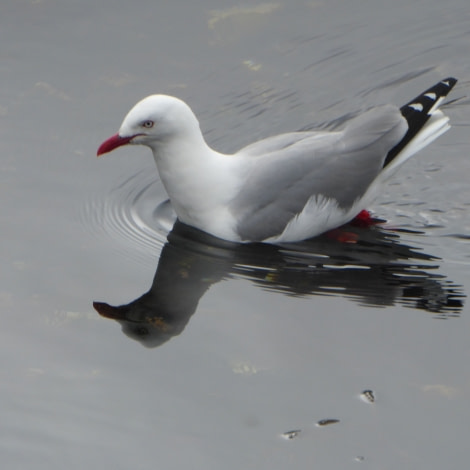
97 95 203 156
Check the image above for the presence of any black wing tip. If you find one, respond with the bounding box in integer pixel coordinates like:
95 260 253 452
441 77 458 88
384 77 458 168
401 77 458 115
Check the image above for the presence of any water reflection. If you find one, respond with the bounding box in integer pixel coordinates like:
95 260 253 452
93 221 464 348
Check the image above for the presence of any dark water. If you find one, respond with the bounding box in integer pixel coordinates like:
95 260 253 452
2 0 470 468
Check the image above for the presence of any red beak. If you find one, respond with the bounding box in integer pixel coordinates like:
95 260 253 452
97 133 134 156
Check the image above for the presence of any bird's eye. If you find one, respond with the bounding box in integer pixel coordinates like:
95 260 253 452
142 120 154 128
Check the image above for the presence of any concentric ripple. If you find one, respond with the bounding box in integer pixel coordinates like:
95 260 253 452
81 169 176 266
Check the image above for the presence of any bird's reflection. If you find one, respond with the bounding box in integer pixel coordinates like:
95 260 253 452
94 221 464 348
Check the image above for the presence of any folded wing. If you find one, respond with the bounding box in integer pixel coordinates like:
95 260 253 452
231 105 407 241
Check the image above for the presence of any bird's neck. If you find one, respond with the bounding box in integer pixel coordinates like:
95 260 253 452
150 127 216 176
149 132 236 230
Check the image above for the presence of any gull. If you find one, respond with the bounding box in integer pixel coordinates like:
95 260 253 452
97 77 457 243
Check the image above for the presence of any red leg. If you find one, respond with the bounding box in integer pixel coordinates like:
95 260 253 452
350 209 381 227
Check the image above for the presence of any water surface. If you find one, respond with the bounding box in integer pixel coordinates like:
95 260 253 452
2 0 470 468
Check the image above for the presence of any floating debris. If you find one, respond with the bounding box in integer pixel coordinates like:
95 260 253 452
230 360 261 376
242 59 262 72
422 384 460 398
360 389 375 403
316 419 340 427
281 430 301 440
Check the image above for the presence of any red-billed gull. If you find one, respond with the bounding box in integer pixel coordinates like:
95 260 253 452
97 78 457 243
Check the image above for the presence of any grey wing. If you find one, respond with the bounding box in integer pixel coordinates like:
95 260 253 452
231 105 408 241
239 132 320 156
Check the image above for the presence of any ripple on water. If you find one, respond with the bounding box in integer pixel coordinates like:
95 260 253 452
80 169 176 267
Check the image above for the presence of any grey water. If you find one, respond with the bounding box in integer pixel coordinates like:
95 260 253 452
2 0 470 468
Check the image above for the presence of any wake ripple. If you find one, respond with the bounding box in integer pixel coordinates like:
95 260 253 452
80 169 176 266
